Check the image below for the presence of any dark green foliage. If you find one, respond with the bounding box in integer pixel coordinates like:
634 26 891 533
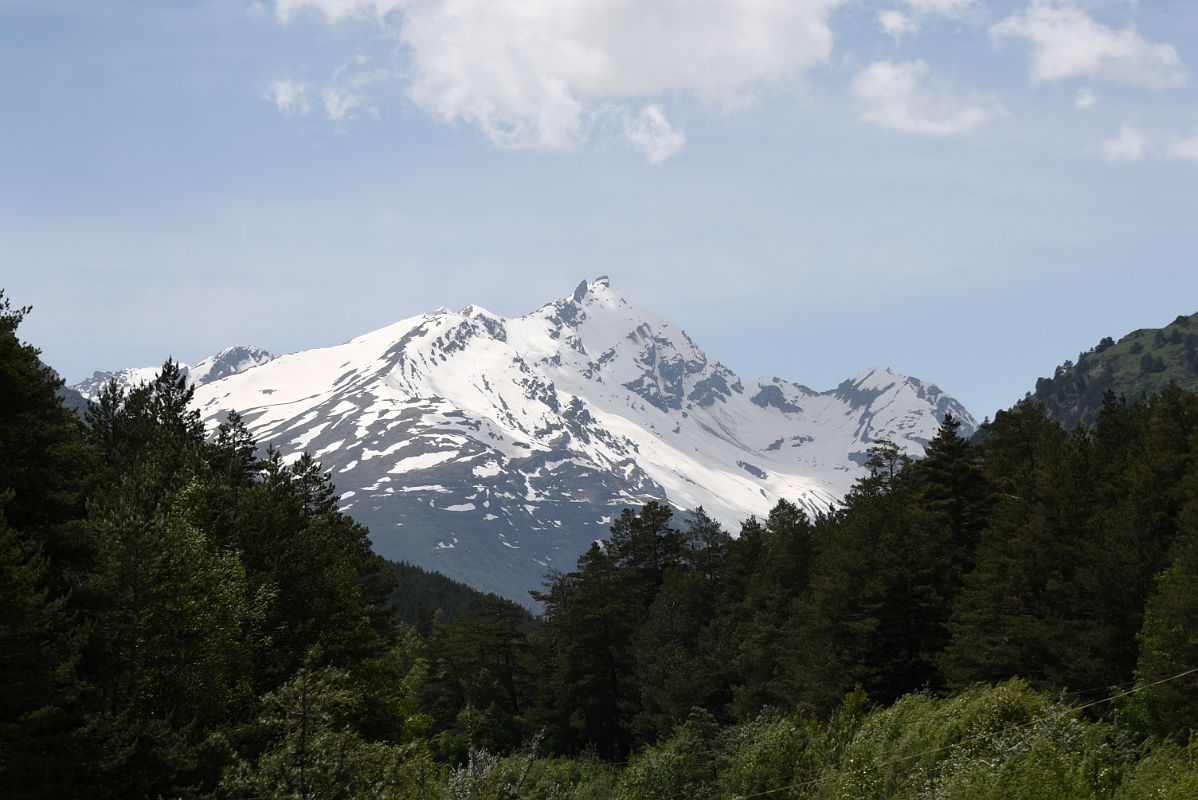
529 542 642 758
0 293 93 796
421 595 535 756
0 293 90 581
0 293 411 797
940 392 1198 695
0 511 88 798
220 659 442 800
794 438 958 712
387 559 519 629
1133 470 1198 736
940 401 1093 690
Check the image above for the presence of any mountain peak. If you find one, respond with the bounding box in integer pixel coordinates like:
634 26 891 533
79 280 976 603
849 366 900 389
460 304 498 319
566 275 619 303
191 345 275 384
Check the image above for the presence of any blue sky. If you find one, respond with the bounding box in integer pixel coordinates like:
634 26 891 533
2 0 1197 419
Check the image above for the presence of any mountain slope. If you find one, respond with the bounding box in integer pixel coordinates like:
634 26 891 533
76 278 974 603
1031 312 1198 430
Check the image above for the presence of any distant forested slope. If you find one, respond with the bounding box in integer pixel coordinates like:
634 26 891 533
1032 311 1198 429
386 558 529 627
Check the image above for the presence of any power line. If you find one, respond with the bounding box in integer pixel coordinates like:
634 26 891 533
654 666 1198 800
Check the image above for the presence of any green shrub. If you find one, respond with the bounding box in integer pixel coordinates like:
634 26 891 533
814 680 1126 800
1115 739 1198 800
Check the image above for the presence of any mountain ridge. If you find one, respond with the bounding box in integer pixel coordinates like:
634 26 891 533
72 278 975 603
73 344 275 401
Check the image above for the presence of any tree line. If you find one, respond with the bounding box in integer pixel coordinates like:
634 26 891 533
4 289 1198 798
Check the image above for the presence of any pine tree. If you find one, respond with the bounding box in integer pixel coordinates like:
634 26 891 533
0 511 88 798
221 660 422 800
0 292 93 795
84 481 257 794
914 415 992 559
720 500 817 717
531 543 639 758
793 452 954 712
421 595 532 754
0 291 89 583
1135 475 1198 736
940 401 1099 690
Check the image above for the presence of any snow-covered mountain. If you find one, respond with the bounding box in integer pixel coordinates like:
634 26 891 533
73 345 275 400
74 278 974 603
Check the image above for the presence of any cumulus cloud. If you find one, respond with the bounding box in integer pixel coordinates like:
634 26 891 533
880 10 919 39
852 60 1004 136
1167 130 1198 164
623 105 686 165
1073 87 1099 108
992 0 1187 89
276 0 848 157
268 78 311 114
1101 124 1146 161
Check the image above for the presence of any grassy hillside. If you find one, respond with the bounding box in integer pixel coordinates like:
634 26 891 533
1032 311 1198 429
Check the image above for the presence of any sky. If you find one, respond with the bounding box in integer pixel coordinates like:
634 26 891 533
2 0 1197 420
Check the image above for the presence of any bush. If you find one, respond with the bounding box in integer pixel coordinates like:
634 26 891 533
1115 739 1198 800
812 681 1127 800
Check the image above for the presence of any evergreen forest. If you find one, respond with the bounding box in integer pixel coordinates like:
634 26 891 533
5 289 1198 800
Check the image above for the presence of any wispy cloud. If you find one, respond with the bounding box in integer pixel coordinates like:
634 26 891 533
1074 87 1099 109
623 105 686 165
878 0 975 41
267 78 311 115
1102 124 1146 162
1167 129 1198 164
992 0 1186 89
852 60 1004 136
879 10 919 39
321 86 362 121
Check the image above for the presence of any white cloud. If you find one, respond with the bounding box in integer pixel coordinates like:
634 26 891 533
623 105 685 165
277 0 848 154
878 0 974 40
880 11 919 39
992 0 1187 89
852 60 1004 136
321 86 362 121
1101 124 1146 161
268 78 311 115
902 0 974 17
1073 86 1099 108
1167 130 1198 164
